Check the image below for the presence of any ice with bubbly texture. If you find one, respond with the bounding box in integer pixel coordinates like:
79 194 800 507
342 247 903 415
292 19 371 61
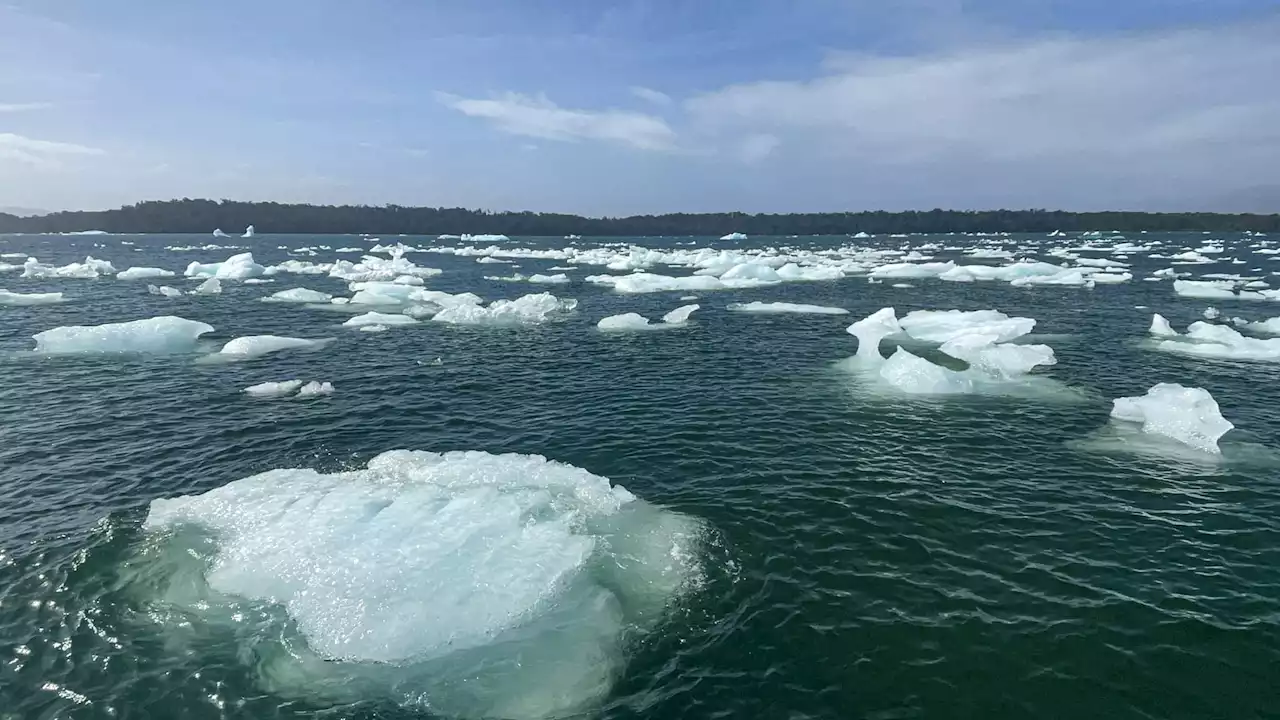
32 316 214 354
879 347 974 394
244 380 305 397
0 289 66 306
727 302 848 315
899 309 1035 344
141 450 702 719
263 288 333 304
432 293 577 326
1110 383 1234 454
117 267 176 281
22 256 117 279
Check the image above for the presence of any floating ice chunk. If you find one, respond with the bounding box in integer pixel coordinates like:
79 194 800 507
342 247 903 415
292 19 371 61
244 380 304 397
661 304 699 324
720 232 747 241
879 347 974 394
596 313 652 330
1010 269 1093 287
215 335 331 360
869 262 955 280
32 316 214 354
484 273 570 285
853 231 871 239
212 228 228 238
1110 383 1233 454
1173 280 1237 299
460 233 510 242
359 324 389 333
191 278 222 295
263 288 333 304
432 293 577 326
185 252 266 280
1090 271 1132 284
141 450 702 719
939 334 1056 378
1151 319 1280 361
343 312 419 328
727 302 848 315
1203 307 1221 319
296 381 334 397
899 310 1035 344
587 272 725 294
242 225 255 238
1246 317 1280 334
1149 313 1176 337
0 289 66 305
846 307 902 361
150 284 183 298
476 257 513 264
1076 257 1128 268
117 267 176 281
22 256 116 279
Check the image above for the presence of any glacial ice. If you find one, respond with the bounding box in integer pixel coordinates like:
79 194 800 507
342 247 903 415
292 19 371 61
597 304 700 331
1173 280 1238 300
1246 317 1280 334
22 256 117 279
1149 313 1176 337
727 302 849 315
879 347 974 394
846 307 903 360
898 310 1035 344
720 232 748 241
263 288 333 304
32 316 214 354
484 273 571 284
191 278 222 295
1110 384 1234 454
343 312 419 328
0 289 66 306
244 380 304 397
148 285 183 298
662 304 700 324
432 293 577 326
140 450 702 719
215 335 332 360
359 324 389 332
117 267 176 281
296 381 334 397
1151 320 1280 361
185 253 266 280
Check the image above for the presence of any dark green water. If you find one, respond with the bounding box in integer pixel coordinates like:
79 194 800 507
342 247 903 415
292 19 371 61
1 233 1277 719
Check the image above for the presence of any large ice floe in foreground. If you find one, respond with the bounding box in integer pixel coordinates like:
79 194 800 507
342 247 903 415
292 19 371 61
32 316 214 354
138 450 705 719
1110 384 1234 454
597 304 699 331
840 307 1059 395
1145 314 1280 361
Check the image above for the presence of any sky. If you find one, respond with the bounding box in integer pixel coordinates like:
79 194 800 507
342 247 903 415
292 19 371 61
1 0 1278 215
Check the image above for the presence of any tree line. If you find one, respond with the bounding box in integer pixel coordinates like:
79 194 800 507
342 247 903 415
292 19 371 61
1 199 1277 235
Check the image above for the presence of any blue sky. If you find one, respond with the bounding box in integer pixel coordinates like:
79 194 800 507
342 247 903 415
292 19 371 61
1 0 1277 214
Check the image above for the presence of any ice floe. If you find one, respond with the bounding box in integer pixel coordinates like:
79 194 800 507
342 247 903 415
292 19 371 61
185 252 266 281
262 288 333 304
22 256 116 279
140 450 703 719
1110 384 1233 454
1147 315 1280 361
0 289 66 306
726 302 848 315
32 316 214 354
117 267 176 281
343 312 419 328
212 335 332 361
431 293 577 326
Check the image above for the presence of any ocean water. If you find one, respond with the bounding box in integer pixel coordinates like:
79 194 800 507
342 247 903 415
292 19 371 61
1 232 1278 719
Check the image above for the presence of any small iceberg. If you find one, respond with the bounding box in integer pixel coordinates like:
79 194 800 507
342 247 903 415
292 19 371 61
32 316 214 355
242 225 255 238
431 293 577 326
117 267 176 281
244 380 304 397
1146 315 1280 361
343 312 419 328
719 232 748 241
262 288 333 304
213 228 228 238
210 335 332 361
1110 383 1234 454
597 304 699 331
296 380 334 397
190 278 222 296
0 289 66 306
148 284 183 298
726 302 848 315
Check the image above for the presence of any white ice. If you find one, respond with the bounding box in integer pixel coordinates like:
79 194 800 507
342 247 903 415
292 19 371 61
726 302 849 315
1246 317 1280 334
32 316 214 354
720 232 748 240
191 278 222 296
148 285 183 298
432 293 577 326
244 380 304 397
846 307 902 360
141 450 701 720
343 312 419 328
878 347 974 394
215 335 331 360
1110 383 1234 454
117 267 176 281
1149 313 1176 337
22 256 116 279
263 288 333 304
0 289 66 306
898 309 1035 344
296 381 334 397
185 252 266 281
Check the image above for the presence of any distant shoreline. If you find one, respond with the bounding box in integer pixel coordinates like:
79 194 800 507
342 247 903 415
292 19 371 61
2 198 1276 235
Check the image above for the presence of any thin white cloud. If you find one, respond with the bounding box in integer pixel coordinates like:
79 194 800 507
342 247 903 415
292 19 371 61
0 102 53 113
685 23 1280 185
0 132 104 169
738 133 780 163
439 92 677 151
630 86 672 106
